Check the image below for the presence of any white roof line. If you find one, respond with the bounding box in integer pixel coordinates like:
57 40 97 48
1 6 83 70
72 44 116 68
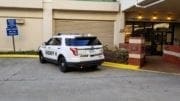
135 0 165 8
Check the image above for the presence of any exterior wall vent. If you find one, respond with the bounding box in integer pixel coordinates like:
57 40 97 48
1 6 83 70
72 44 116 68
16 18 25 24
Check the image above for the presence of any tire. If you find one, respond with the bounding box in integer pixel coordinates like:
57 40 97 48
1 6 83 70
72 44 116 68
92 65 99 70
58 57 68 73
39 52 46 63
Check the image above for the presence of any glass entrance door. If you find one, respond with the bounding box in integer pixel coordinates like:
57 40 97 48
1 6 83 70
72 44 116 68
126 21 174 56
151 31 163 55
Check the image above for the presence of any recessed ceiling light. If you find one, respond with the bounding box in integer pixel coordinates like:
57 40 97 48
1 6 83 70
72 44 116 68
152 16 158 20
137 15 143 20
167 16 172 20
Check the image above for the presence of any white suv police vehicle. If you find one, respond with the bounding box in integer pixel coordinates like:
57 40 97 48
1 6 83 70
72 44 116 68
38 34 104 72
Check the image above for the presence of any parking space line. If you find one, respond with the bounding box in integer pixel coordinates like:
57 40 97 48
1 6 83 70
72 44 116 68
139 69 180 76
102 62 180 75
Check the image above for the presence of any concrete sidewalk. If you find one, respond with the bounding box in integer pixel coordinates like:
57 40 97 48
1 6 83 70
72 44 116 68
142 56 180 74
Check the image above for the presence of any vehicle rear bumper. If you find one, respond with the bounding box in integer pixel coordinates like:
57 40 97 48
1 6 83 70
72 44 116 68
67 59 104 67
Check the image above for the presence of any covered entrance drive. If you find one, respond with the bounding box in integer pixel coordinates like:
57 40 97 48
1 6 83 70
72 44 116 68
122 0 180 68
124 0 180 56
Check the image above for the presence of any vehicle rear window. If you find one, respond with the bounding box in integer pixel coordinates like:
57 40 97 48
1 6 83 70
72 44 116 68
65 37 102 46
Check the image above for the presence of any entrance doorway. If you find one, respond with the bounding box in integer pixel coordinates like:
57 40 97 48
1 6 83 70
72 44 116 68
126 21 174 56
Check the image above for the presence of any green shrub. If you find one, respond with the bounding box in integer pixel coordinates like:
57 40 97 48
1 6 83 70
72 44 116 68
104 46 128 64
114 48 128 63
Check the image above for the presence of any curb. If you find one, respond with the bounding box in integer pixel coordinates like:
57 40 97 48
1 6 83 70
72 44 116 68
102 62 180 75
0 54 39 58
102 62 140 71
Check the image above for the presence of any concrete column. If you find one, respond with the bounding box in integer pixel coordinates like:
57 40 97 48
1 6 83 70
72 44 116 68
43 0 53 42
114 12 125 47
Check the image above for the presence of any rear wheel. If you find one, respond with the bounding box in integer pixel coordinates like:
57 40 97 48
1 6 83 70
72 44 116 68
39 52 46 63
91 65 99 70
58 57 68 73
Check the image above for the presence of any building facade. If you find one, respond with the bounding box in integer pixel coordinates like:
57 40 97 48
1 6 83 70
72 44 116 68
0 0 123 51
0 0 179 53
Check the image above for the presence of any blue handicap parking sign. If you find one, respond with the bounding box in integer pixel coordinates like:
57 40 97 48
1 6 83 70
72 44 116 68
6 27 18 36
7 19 16 28
6 19 18 36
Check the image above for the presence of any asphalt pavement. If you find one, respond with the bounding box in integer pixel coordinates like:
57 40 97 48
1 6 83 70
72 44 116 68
0 58 180 101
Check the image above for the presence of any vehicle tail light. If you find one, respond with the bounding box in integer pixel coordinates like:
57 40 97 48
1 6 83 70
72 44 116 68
70 48 78 56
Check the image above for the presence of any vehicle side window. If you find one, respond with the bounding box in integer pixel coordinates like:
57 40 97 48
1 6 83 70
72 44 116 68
46 38 53 45
46 38 61 46
53 38 61 45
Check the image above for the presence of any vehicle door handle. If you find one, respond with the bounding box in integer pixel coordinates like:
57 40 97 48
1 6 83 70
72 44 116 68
57 48 61 49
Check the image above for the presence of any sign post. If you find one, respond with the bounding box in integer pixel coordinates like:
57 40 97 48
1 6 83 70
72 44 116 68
6 19 18 53
12 36 15 53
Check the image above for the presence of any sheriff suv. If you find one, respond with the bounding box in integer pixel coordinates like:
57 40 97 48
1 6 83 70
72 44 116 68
38 34 104 72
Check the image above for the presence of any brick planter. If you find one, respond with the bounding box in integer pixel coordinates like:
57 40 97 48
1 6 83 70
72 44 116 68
163 45 180 65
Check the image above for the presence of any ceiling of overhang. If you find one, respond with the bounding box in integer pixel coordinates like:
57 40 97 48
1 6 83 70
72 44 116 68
125 0 180 22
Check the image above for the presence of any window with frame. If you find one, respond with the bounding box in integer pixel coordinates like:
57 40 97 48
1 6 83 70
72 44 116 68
47 38 61 45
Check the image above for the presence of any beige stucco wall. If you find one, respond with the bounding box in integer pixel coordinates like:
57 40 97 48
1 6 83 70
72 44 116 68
43 0 53 42
114 12 125 47
0 0 124 51
0 18 43 51
53 0 119 12
0 8 43 18
53 11 117 21
0 7 43 51
0 0 43 9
